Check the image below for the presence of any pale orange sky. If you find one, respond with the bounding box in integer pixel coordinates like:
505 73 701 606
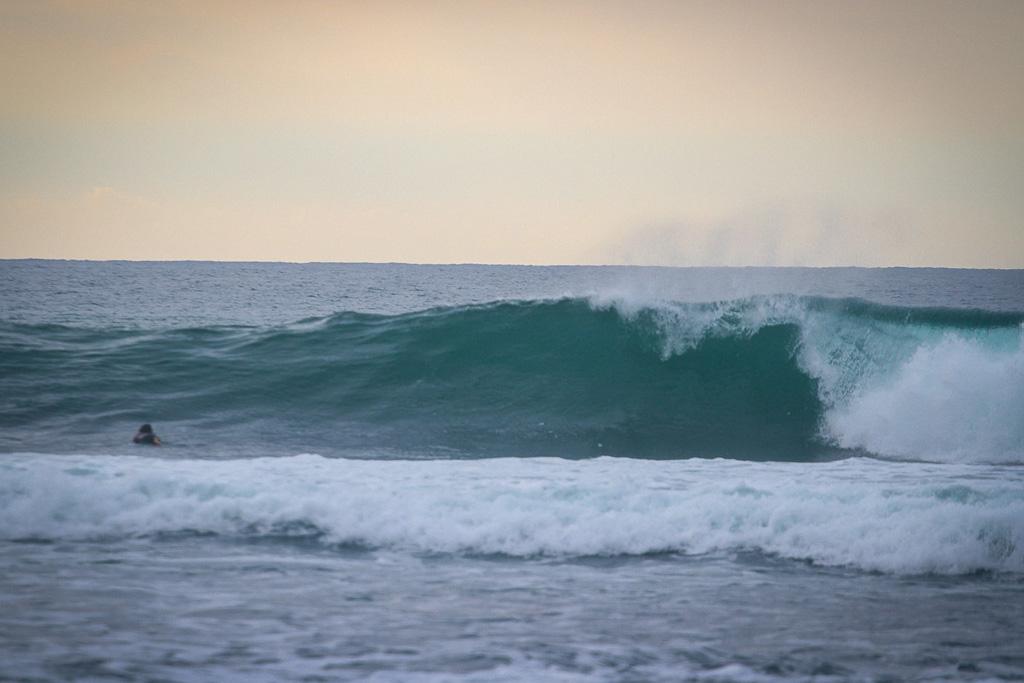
1 0 1022 265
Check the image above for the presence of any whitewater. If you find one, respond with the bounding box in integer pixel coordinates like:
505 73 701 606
1 261 1023 682
4 454 1022 574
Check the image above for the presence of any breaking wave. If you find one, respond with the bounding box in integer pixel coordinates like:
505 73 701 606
0 296 1021 462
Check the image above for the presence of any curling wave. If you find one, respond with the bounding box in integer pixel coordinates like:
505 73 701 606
0 296 1021 462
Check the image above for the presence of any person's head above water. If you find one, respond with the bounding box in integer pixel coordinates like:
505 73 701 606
133 423 161 446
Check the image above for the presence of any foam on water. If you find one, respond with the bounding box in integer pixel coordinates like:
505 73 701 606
826 334 1024 461
2 453 1021 575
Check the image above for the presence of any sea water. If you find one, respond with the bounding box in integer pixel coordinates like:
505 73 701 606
1 261 1022 682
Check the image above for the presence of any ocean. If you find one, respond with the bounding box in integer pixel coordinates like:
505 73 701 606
1 261 1022 682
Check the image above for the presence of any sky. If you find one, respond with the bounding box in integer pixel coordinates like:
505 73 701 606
1 0 1022 266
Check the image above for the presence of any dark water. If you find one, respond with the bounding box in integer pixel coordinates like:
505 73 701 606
1 261 1022 682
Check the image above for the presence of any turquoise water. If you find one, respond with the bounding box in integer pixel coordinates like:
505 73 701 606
1 261 1022 681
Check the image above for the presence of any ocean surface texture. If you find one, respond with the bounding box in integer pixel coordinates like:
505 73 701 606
1 261 1022 682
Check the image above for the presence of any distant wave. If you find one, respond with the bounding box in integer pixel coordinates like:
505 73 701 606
2 454 1022 575
1 296 1021 462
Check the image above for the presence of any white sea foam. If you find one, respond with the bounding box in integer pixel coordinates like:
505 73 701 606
2 454 1021 575
826 334 1024 462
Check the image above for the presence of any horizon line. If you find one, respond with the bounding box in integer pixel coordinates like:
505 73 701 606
1 258 1022 271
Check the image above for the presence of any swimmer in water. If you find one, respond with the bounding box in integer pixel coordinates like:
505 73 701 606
133 423 161 446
